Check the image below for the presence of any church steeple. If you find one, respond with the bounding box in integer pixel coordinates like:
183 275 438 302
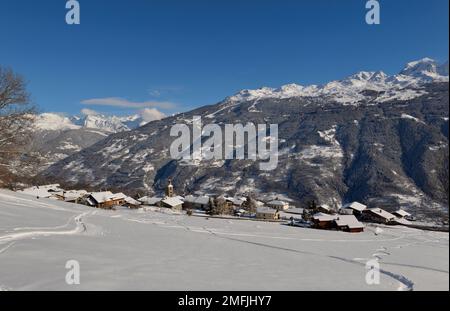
165 178 174 198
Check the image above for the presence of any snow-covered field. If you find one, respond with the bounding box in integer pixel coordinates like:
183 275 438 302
0 189 448 291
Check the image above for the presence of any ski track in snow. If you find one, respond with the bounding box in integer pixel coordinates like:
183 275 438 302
117 214 428 291
0 212 89 245
128 214 449 291
1 191 448 291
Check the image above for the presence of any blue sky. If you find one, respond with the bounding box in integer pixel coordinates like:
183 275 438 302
0 0 448 117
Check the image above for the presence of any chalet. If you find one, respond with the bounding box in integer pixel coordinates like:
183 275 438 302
86 192 126 209
363 208 396 224
393 209 411 219
341 202 367 216
63 190 88 203
225 197 246 209
138 196 163 206
312 213 338 229
339 208 355 216
124 197 142 209
256 207 280 220
267 199 289 211
318 204 332 214
161 197 184 211
183 195 210 210
334 215 365 233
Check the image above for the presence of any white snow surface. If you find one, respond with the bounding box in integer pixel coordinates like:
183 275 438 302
0 189 448 291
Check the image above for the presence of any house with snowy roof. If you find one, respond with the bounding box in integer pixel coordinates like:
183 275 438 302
312 213 339 229
334 215 365 233
256 207 280 220
224 197 246 209
393 209 412 218
183 195 211 210
62 190 88 203
123 197 142 209
318 204 333 214
161 197 184 211
341 202 367 216
266 199 289 211
85 191 126 209
138 196 163 206
363 208 396 224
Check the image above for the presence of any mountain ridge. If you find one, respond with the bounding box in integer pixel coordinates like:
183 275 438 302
39 59 449 221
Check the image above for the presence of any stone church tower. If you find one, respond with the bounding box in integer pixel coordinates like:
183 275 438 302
165 179 174 198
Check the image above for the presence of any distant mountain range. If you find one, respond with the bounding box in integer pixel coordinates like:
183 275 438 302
40 58 449 221
29 112 152 171
34 112 148 133
228 58 448 104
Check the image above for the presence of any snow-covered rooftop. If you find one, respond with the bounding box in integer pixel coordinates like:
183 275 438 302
394 209 412 218
257 207 279 215
88 191 125 204
124 197 141 206
342 202 367 212
312 213 338 222
267 200 288 207
138 196 163 205
162 197 184 207
335 215 365 229
366 208 396 221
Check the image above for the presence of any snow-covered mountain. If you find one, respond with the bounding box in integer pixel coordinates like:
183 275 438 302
40 58 449 221
228 58 449 104
35 112 147 133
29 113 151 172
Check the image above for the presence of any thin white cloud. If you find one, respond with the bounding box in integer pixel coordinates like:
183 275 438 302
81 97 176 109
139 108 166 123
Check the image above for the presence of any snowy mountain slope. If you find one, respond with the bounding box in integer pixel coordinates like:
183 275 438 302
28 112 158 172
0 189 448 290
34 113 81 131
70 113 147 133
28 128 110 171
41 59 449 220
228 58 448 104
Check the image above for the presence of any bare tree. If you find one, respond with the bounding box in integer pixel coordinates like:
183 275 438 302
0 66 35 187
